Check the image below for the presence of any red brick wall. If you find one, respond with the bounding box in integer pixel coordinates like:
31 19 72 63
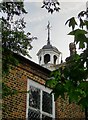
2 63 47 119
55 96 85 119
2 62 85 119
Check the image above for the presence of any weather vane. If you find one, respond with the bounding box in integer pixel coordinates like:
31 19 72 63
46 21 52 45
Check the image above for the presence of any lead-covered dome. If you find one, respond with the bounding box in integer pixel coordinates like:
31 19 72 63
42 43 61 54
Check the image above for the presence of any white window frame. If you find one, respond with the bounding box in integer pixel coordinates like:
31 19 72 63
26 79 55 119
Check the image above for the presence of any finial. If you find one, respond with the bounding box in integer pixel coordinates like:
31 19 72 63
47 21 51 45
69 42 76 56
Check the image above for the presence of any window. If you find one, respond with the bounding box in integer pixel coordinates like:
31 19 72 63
44 54 50 64
26 79 55 120
54 55 57 64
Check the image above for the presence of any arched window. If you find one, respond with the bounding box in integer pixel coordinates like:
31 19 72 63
54 55 57 64
44 54 50 64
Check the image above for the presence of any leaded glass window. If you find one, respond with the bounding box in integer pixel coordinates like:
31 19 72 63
26 79 55 120
42 91 52 114
28 109 40 120
42 115 52 120
29 86 40 109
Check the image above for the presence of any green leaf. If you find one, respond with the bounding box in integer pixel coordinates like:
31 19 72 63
84 20 88 29
68 29 87 49
79 82 88 92
78 97 88 108
65 17 77 30
46 79 57 88
79 41 85 49
65 80 74 90
79 18 85 29
52 83 66 100
69 90 80 103
46 70 61 88
68 29 87 36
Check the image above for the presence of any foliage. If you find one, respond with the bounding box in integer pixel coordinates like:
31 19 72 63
46 8 88 109
1 1 37 75
41 0 60 14
1 1 38 99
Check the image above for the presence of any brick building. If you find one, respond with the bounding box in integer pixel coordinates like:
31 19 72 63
2 53 85 120
2 22 85 119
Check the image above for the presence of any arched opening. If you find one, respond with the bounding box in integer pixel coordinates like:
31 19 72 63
54 55 57 64
44 54 50 64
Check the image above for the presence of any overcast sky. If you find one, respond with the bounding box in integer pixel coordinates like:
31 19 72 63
23 1 87 64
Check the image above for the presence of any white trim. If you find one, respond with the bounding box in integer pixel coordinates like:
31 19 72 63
40 90 42 118
29 79 52 93
52 94 55 118
26 79 29 120
26 78 55 119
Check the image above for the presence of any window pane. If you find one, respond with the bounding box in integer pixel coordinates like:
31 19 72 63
42 114 52 120
29 86 40 109
28 109 40 120
42 91 52 114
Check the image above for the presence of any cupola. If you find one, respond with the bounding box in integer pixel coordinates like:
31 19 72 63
37 21 61 71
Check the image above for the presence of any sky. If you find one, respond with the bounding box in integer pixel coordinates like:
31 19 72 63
23 1 87 64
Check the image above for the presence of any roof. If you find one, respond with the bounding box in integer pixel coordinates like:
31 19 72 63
13 52 51 75
42 44 59 52
37 43 61 56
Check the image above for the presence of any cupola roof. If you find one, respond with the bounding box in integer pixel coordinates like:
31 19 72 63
42 43 60 53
